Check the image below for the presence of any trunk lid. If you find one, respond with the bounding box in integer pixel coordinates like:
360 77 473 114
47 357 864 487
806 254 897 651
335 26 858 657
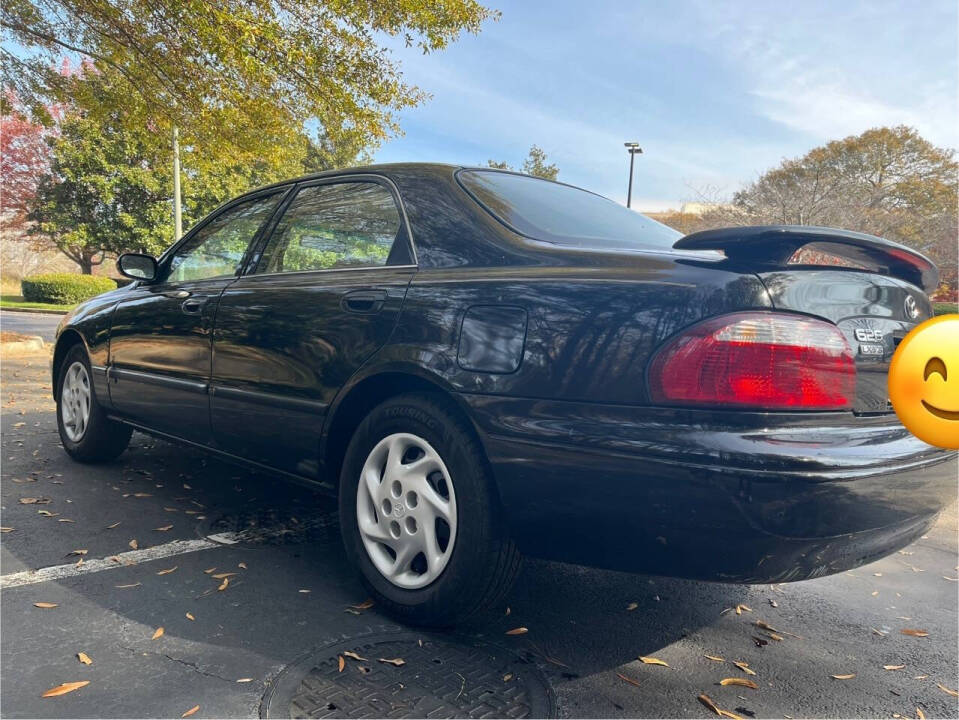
674 225 938 414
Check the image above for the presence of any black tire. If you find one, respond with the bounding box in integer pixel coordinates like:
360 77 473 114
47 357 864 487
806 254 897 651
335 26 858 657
339 393 521 627
56 344 132 463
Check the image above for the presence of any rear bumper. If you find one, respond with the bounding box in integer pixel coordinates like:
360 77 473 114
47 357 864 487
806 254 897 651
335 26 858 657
461 394 958 583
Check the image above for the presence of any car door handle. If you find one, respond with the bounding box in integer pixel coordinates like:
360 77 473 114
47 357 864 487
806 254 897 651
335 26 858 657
164 290 191 299
342 290 388 314
181 297 208 314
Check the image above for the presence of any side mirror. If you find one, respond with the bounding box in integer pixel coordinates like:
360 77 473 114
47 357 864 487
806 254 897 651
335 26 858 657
117 253 158 282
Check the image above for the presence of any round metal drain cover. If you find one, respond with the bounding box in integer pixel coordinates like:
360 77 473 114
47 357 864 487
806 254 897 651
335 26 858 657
262 632 554 719
205 505 340 546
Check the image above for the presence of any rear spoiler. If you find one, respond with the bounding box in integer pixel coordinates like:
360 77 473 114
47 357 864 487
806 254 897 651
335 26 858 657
674 225 938 292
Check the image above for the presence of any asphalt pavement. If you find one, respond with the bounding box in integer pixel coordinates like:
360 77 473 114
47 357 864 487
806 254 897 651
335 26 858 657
1 342 957 719
0 310 64 342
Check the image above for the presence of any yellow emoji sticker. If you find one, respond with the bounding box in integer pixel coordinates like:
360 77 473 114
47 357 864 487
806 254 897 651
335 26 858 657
888 314 959 449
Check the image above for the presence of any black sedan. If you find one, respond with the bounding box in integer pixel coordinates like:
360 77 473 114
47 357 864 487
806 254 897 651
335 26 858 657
52 164 957 626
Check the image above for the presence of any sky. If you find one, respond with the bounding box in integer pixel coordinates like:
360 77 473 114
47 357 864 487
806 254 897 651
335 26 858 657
373 0 959 212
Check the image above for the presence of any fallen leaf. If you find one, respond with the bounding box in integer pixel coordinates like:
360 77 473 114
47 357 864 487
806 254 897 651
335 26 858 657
236 678 253 683
720 678 758 689
181 705 199 718
378 657 406 666
914 675 929 680
503 673 513 682
203 567 216 574
831 674 856 680
154 524 173 532
733 662 756 676
58 519 75 523
938 684 959 697
884 665 906 671
217 578 229 591
129 539 138 550
77 652 92 665
152 627 164 640
871 627 888 636
211 572 236 579
626 602 638 611
105 522 121 529
751 636 768 647
185 613 195 621
115 582 141 589
704 655 725 662
698 693 743 719
871 591 879 596
132 493 152 498
617 672 642 687
874 572 883 577
37 510 58 517
342 651 367 661
348 599 375 611
0 527 13 533
735 604 752 615
156 566 178 576
238 562 247 570
917 708 926 719
298 589 310 593
943 576 958 582
67 549 88 557
19 497 39 504
638 656 669 667
768 599 778 608
33 602 58 608
338 655 345 672
901 629 929 637
506 627 528 635
42 681 90 697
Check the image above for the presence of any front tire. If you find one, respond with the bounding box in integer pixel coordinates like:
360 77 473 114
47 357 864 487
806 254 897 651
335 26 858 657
339 393 520 627
56 344 132 463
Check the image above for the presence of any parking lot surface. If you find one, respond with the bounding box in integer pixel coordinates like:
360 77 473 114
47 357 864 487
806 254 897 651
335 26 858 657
2 345 957 719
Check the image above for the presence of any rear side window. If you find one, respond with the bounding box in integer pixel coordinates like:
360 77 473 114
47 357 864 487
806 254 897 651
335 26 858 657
458 170 681 251
257 182 402 274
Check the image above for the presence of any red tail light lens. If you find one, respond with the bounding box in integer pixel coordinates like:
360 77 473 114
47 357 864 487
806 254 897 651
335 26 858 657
647 312 855 410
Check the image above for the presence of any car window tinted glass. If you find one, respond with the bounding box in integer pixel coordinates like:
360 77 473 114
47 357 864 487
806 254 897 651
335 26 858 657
258 182 401 274
458 170 681 251
168 193 282 283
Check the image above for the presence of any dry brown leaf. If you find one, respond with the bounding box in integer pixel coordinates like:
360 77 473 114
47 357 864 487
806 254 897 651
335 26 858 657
342 651 367 661
217 578 229 591
938 684 959 697
105 522 120 529
720 678 758 689
349 599 374 610
916 708 926 719
626 602 639 611
151 627 164 640
58 519 75 523
337 655 345 672
506 627 528 635
0 527 13 533
67 549 88 556
503 673 513 682
943 576 958 582
735 604 752 615
77 652 92 665
871 591 879 596
238 562 247 570
181 705 199 718
154 524 173 532
19 497 39 504
884 665 906 671
115 582 141 589
831 674 856 680
38 510 58 517
638 656 669 667
378 657 406 666
733 661 756 676
185 613 195 621
156 566 178 576
698 693 743 719
211 572 236 579
203 567 216 574
704 655 725 662
129 539 138 550
236 678 253 683
901 629 929 637
132 493 152 498
914 675 929 680
33 602 58 608
617 672 642 687
42 681 90 697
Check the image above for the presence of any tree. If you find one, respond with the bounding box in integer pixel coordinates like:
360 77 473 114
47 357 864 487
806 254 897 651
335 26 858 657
0 103 56 232
486 145 559 179
2 0 496 160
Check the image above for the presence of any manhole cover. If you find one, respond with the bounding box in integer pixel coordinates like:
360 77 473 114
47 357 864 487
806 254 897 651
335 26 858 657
204 505 340 546
261 632 554 719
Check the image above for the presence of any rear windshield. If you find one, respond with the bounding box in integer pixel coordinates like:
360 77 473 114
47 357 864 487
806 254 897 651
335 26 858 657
457 169 681 251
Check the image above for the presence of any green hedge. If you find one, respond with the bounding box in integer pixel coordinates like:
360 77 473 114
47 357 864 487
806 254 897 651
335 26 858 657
933 302 958 316
21 274 117 305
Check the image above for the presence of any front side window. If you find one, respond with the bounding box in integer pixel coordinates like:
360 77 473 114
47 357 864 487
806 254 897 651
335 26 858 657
256 182 401 274
458 170 681 251
167 193 282 283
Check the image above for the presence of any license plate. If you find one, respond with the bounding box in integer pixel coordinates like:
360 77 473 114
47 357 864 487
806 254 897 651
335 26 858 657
859 343 884 356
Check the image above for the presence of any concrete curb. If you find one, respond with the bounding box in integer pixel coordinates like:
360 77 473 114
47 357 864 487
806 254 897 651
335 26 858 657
0 335 46 353
0 306 68 316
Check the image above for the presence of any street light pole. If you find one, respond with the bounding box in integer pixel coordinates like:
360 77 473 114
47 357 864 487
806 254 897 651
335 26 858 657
624 142 643 209
172 125 183 241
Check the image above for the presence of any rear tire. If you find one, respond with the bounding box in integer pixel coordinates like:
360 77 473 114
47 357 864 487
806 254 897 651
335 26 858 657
339 393 520 627
56 344 132 463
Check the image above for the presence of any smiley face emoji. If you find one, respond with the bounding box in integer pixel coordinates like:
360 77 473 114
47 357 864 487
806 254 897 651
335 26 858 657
889 314 959 449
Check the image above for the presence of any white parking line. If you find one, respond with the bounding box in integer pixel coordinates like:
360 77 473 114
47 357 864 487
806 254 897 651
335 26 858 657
0 532 239 590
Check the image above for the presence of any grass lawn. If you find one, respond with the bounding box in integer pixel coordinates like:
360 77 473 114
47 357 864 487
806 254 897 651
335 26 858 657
0 295 73 312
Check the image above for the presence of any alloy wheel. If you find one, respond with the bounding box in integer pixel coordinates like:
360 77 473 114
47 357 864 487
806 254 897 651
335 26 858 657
61 360 91 442
356 432 458 589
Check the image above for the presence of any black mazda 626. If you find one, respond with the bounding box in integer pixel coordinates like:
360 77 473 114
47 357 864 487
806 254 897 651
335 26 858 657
53 164 957 625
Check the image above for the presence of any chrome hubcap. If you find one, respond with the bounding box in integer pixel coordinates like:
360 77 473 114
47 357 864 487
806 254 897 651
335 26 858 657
60 361 91 442
356 433 457 589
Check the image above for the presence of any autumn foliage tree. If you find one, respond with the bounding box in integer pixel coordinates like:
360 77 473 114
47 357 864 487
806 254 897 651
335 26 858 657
0 103 56 232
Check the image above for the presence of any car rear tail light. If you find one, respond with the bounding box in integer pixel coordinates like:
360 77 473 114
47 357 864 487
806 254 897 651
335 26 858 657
647 312 855 410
